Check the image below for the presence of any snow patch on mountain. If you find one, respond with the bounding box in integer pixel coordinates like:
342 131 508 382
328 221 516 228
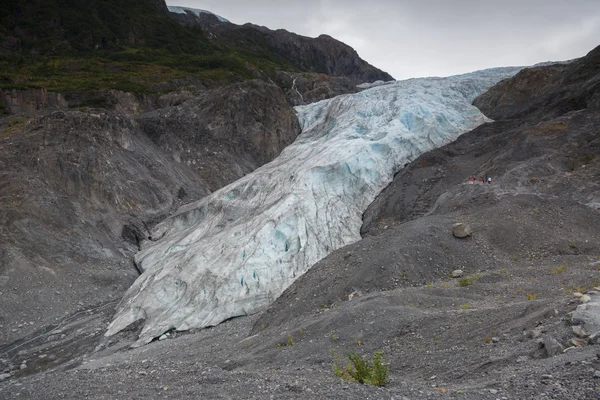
105 67 521 346
168 6 229 23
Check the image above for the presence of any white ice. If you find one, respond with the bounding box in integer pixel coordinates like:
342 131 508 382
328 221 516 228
105 67 521 346
168 6 229 23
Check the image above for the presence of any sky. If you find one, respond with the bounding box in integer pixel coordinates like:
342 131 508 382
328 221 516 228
166 0 600 80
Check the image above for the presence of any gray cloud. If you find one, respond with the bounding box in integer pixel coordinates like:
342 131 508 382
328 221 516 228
167 0 600 80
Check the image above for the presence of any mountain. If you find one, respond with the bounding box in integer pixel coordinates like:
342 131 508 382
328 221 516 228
167 6 393 83
0 1 392 102
105 67 521 346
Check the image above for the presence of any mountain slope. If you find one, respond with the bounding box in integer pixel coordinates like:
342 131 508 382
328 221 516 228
0 0 391 100
250 44 600 398
167 6 393 84
104 67 521 345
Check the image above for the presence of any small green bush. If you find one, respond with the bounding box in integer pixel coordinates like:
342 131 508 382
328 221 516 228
333 350 388 386
458 275 477 287
551 265 568 275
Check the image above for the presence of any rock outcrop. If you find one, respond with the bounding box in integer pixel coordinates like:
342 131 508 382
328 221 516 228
0 88 68 114
474 46 600 120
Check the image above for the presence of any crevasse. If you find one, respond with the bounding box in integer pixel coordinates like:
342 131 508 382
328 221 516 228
106 67 521 346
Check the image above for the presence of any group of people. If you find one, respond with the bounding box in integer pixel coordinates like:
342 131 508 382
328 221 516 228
468 175 492 184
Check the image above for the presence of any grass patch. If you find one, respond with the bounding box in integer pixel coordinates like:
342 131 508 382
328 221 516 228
458 275 478 287
332 349 389 387
458 304 472 310
551 265 568 275
1 117 29 138
526 293 538 301
571 285 587 294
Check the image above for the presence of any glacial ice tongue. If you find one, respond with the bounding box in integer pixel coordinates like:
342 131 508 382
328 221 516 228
106 67 521 345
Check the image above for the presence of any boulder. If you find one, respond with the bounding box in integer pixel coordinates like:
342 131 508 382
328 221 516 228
452 223 472 238
538 337 564 358
451 269 464 278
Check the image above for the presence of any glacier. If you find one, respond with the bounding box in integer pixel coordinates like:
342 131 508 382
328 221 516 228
105 67 521 346
168 6 230 23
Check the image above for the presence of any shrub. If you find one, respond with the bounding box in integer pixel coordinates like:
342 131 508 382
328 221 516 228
333 350 389 387
459 276 477 287
528 293 537 300
551 265 567 275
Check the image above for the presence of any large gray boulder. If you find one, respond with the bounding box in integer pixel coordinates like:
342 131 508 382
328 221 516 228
452 223 473 238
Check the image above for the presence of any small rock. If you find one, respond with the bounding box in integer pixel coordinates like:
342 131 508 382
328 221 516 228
541 374 553 380
489 389 498 394
452 223 472 239
573 292 584 298
0 373 10 381
348 291 362 301
531 327 543 339
158 334 168 341
567 338 586 347
573 325 589 338
595 371 600 378
517 355 529 363
581 295 592 303
451 269 464 278
588 332 600 344
539 337 564 357
19 363 26 370
138 371 148 376
492 337 500 343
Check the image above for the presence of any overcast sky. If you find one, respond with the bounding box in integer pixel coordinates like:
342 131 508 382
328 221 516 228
167 0 600 80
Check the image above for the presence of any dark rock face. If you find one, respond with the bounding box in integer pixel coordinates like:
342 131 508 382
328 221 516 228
275 71 360 106
1 89 68 114
0 80 300 344
474 46 600 120
136 80 300 190
168 10 394 84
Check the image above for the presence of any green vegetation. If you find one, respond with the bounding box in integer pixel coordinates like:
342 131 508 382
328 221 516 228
484 329 496 344
551 265 568 275
0 0 296 93
526 293 538 301
332 349 389 386
458 275 478 287
458 304 472 310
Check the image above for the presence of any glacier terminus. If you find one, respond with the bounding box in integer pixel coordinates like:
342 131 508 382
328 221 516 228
105 67 522 345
